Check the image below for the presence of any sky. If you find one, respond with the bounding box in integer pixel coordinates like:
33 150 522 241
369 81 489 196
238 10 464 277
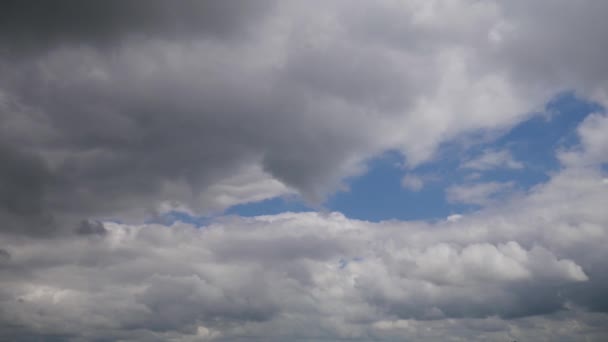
1 1 608 341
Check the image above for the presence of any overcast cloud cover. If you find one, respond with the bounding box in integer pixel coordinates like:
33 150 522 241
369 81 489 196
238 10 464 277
1 1 608 341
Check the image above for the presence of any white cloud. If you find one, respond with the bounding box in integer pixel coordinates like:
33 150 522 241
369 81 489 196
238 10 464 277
2 128 607 340
401 174 424 191
558 113 608 167
462 149 524 171
446 181 515 206
446 214 464 222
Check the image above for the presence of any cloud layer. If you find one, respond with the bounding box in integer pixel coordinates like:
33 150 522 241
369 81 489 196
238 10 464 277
1 1 608 341
2 0 608 235
1 156 607 340
2 112 608 340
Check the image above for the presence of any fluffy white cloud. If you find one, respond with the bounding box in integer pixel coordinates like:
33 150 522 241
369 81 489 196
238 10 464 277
559 113 608 167
2 120 607 340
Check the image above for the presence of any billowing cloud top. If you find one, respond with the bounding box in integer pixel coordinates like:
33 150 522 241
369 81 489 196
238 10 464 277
1 1 608 341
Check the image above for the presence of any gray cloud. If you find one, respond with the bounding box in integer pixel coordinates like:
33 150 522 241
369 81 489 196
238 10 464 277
0 249 9 262
75 219 107 236
1 0 608 236
0 142 57 235
0 1 608 340
0 0 274 52
0 149 607 340
1 111 608 339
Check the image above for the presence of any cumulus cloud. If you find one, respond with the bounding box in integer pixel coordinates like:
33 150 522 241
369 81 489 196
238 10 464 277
1 0 608 340
559 113 608 167
2 111 608 339
1 156 607 340
2 0 608 235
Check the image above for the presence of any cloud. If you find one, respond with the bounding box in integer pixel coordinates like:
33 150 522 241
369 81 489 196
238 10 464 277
446 181 515 206
401 174 424 191
462 149 524 171
75 219 107 236
558 113 608 167
0 249 9 262
2 0 608 235
1 1 608 340
2 112 608 339
0 153 606 340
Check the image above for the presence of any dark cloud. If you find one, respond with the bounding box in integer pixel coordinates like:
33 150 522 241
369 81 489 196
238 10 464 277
0 249 9 262
0 143 57 235
0 1 370 234
0 143 50 215
75 219 107 236
0 0 274 53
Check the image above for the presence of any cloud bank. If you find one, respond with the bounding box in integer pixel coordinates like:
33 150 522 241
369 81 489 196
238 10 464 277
1 0 607 235
2 149 607 340
2 112 608 340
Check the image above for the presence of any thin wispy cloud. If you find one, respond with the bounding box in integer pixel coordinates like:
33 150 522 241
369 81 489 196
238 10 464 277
462 149 524 171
